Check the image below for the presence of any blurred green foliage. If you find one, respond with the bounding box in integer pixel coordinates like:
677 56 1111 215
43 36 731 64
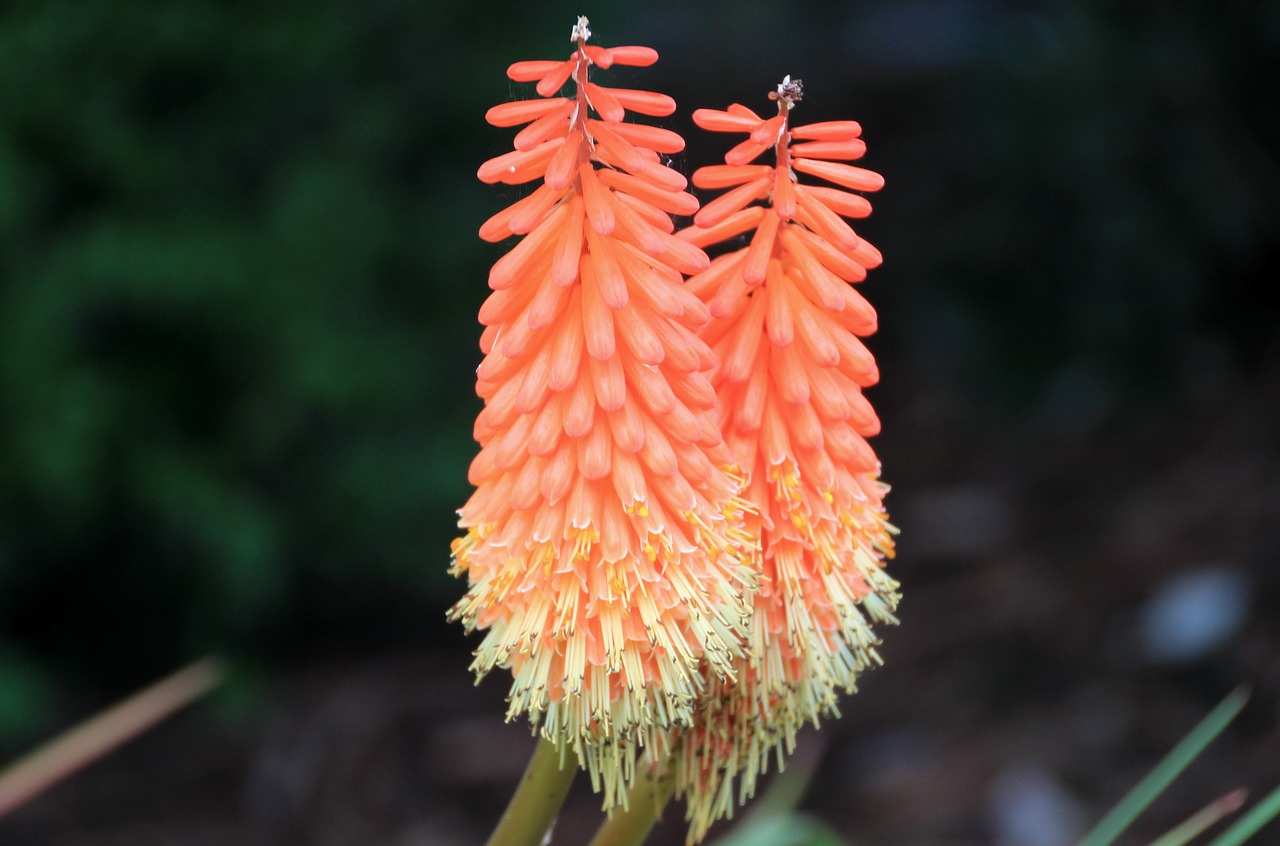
1 0 1276 745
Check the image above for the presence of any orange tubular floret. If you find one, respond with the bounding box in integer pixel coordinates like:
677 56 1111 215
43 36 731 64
513 102 574 150
773 166 798 219
580 163 616 235
536 60 577 97
609 88 677 117
793 188 860 251
796 184 874 219
614 191 676 233
599 121 686 154
486 97 572 127
724 135 778 167
507 59 566 82
692 108 762 133
585 82 626 121
693 176 770 228
791 139 868 160
692 164 772 190
597 169 699 217
605 46 659 66
676 206 766 249
789 120 862 140
477 139 562 186
741 211 780 285
792 158 886 192
582 45 614 68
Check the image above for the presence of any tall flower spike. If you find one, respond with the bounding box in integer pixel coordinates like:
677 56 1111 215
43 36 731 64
661 79 901 841
452 18 758 809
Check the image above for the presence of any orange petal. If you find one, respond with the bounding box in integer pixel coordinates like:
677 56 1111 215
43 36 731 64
577 418 612 479
769 342 810 406
597 168 698 216
540 443 577 502
513 102 575 150
718 291 766 385
608 401 645 453
590 353 626 412
488 202 566 289
796 184 873 219
586 82 626 122
692 176 770 228
742 210 780 285
792 294 841 368
507 60 565 82
527 395 565 456
772 167 797 219
579 258 617 360
605 46 659 66
790 120 862 140
613 304 665 365
546 133 583 190
790 226 867 282
793 189 860 252
692 164 773 190
477 140 560 185
790 138 867 160
623 354 677 416
562 371 596 438
551 196 585 286
608 88 676 117
547 297 585 391
749 116 785 144
508 183 565 235
585 228 629 309
487 97 572 127
792 158 885 192
677 206 765 250
764 261 794 347
778 225 850 311
724 135 776 167
580 164 616 236
691 107 761 133
536 59 577 97
602 122 686 155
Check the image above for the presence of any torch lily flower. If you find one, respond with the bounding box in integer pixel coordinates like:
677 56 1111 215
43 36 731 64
665 77 901 839
450 17 757 808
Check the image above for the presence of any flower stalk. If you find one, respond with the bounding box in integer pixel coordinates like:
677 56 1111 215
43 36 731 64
586 764 677 846
484 736 578 846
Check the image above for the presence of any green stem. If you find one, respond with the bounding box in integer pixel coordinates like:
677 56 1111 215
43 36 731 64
587 766 676 846
485 735 578 846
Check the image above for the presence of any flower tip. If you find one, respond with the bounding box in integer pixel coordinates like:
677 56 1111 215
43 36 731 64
769 75 804 108
571 15 591 43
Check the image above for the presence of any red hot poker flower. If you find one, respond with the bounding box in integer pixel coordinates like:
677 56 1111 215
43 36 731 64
663 77 901 839
451 17 757 808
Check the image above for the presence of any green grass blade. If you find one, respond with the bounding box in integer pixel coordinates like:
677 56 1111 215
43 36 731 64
1147 789 1246 846
1076 687 1250 846
1203 783 1280 846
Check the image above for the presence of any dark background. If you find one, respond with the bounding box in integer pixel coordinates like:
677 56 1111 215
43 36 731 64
2 1 1278 844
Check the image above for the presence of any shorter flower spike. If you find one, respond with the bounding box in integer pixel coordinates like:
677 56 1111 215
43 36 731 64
663 79 901 842
454 19 760 811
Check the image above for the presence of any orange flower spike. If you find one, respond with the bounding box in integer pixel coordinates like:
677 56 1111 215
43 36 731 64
668 77 901 841
452 17 759 809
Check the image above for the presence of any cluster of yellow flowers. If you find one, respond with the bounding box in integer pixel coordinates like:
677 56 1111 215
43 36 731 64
450 16 899 841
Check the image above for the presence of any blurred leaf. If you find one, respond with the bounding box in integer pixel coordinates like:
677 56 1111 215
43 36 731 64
1147 789 1246 846
1204 784 1280 846
711 814 852 846
1076 688 1249 846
